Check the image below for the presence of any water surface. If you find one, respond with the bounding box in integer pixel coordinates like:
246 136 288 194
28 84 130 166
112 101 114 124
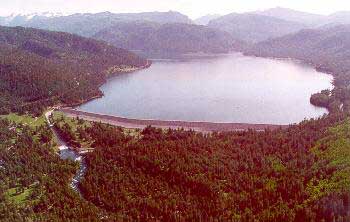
78 53 333 125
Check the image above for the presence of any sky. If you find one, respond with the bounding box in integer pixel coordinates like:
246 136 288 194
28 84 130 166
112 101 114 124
0 0 349 18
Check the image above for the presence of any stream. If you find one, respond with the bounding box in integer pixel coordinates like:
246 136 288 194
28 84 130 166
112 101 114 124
45 110 86 196
58 145 86 195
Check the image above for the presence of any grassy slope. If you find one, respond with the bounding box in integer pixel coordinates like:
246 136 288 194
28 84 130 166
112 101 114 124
0 113 46 127
5 186 34 206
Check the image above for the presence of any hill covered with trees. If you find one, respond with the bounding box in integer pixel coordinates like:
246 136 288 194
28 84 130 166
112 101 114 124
93 21 247 55
0 115 107 221
48 112 350 221
247 25 350 86
0 26 148 115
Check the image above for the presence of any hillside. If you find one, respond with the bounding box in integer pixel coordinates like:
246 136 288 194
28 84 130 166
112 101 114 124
247 25 350 87
254 8 350 28
0 26 148 115
254 7 325 25
208 13 308 42
0 11 192 37
46 112 350 221
93 22 247 55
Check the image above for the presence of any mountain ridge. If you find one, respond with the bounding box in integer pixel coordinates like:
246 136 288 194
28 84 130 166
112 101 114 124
254 7 326 25
208 13 308 42
0 11 193 37
93 21 248 55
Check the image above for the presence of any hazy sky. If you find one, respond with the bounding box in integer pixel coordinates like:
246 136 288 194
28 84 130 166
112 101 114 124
0 0 349 18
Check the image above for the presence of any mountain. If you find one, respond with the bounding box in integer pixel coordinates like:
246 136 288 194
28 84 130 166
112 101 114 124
0 14 29 26
109 11 192 24
326 11 350 26
1 11 192 37
194 14 221 25
0 12 64 26
254 8 350 28
0 26 148 115
93 21 160 51
254 7 325 25
93 21 247 55
247 25 350 87
0 17 6 25
208 13 308 42
22 12 124 37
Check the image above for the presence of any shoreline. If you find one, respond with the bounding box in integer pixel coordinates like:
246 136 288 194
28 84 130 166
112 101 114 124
64 61 152 108
59 108 289 132
62 54 329 132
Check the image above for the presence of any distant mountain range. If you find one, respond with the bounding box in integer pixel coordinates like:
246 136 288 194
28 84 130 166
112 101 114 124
0 11 192 37
0 12 65 27
2 8 350 56
254 7 325 25
93 21 247 55
1 11 240 56
208 13 309 42
256 8 350 27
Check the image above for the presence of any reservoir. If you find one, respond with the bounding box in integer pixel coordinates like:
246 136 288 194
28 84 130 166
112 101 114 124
78 53 333 125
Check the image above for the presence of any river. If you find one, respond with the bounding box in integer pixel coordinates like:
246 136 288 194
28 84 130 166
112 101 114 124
45 110 85 196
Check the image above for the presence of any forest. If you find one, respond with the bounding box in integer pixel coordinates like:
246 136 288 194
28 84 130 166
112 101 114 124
0 115 108 221
46 112 350 221
0 26 148 116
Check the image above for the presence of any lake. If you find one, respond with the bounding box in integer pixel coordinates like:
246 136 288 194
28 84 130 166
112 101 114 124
78 53 333 125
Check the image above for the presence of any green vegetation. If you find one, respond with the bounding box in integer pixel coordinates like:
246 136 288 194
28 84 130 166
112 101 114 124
308 120 350 199
4 185 36 206
0 107 349 221
0 117 103 221
52 112 91 131
50 113 350 221
51 111 93 149
0 26 148 116
1 113 46 127
1 16 350 221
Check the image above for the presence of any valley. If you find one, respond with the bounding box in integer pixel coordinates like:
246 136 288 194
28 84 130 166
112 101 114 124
1 5 350 222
